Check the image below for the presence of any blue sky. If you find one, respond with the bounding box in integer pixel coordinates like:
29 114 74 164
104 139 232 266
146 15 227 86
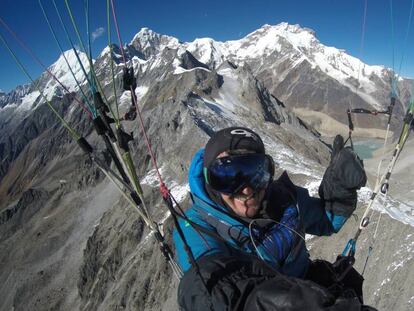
1 0 414 92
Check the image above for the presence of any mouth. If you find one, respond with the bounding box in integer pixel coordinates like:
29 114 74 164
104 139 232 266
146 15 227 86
234 194 260 208
233 193 253 201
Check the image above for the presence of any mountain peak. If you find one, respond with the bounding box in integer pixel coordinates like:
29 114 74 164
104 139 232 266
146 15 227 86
248 23 319 48
50 50 89 71
273 22 316 36
38 49 91 97
130 27 180 59
131 27 178 45
131 27 160 47
134 27 157 39
252 23 316 35
230 23 318 58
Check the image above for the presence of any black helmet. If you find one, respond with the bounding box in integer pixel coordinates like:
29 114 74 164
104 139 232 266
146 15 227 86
203 127 265 169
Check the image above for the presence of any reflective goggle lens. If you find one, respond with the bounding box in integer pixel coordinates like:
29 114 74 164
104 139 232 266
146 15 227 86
206 154 271 194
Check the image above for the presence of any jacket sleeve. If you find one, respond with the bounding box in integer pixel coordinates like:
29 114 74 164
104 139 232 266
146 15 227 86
178 253 372 311
272 171 348 236
296 186 347 236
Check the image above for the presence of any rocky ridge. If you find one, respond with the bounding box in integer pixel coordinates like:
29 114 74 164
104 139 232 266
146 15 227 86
0 23 413 311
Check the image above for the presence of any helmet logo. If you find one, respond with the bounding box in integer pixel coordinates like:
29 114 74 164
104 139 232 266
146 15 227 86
230 129 258 141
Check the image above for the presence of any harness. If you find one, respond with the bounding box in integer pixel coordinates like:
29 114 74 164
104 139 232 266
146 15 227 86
194 199 306 270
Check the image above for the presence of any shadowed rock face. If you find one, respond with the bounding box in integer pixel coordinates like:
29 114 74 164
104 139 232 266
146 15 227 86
255 59 405 136
180 51 210 70
0 24 413 311
0 188 48 227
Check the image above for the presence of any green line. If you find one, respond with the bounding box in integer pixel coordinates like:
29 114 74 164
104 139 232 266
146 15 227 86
64 0 90 74
389 0 396 73
389 0 399 98
64 0 98 92
65 0 118 122
85 0 118 123
107 0 120 126
394 100 414 152
52 0 96 104
85 0 94 83
0 33 80 140
397 0 414 77
94 62 118 122
106 0 146 213
38 0 96 117
77 1 142 206
123 152 144 195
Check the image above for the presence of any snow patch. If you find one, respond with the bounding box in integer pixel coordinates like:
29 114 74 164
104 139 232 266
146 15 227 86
99 46 111 58
263 136 322 179
16 91 40 112
118 86 149 109
304 180 321 197
380 277 391 287
141 166 189 203
186 38 225 65
357 187 414 227
135 86 149 102
211 70 247 116
50 50 90 93
36 50 91 101
173 66 211 75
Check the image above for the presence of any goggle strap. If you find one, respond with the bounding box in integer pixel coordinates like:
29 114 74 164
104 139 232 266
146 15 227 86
203 167 210 184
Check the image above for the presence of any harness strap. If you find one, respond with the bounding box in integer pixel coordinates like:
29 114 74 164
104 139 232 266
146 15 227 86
196 207 251 248
195 204 306 269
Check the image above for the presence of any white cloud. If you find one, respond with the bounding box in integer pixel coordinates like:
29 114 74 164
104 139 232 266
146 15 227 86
92 27 105 42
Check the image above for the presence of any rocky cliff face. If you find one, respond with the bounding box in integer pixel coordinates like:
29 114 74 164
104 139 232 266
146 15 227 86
0 23 413 311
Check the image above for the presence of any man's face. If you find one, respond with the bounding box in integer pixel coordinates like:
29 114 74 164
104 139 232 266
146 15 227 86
221 187 266 218
216 151 266 218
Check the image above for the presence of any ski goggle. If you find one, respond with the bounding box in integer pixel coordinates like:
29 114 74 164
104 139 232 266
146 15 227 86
204 153 272 195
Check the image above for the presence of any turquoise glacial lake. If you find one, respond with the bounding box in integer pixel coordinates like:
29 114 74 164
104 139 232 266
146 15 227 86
352 138 385 160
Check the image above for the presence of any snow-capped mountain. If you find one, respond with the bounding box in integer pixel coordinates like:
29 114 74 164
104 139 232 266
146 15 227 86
130 27 180 60
120 23 412 137
0 50 89 112
188 23 387 93
36 49 90 101
218 24 405 128
1 22 413 311
0 84 31 109
3 23 410 131
0 50 90 184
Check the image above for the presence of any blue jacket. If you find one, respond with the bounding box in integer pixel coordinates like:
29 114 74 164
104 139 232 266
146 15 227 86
173 149 347 278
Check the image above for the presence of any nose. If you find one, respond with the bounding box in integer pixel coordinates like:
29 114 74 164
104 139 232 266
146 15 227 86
240 186 254 196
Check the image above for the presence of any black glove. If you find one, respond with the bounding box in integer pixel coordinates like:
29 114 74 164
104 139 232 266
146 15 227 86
319 135 367 217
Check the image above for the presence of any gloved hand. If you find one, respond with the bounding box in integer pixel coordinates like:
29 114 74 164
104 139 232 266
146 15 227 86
122 67 137 91
319 135 367 217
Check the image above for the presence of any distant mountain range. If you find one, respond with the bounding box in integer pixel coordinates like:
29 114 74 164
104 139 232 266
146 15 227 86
2 23 413 133
0 23 413 311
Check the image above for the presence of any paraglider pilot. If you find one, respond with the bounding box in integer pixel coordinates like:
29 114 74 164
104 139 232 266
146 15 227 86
173 126 376 310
